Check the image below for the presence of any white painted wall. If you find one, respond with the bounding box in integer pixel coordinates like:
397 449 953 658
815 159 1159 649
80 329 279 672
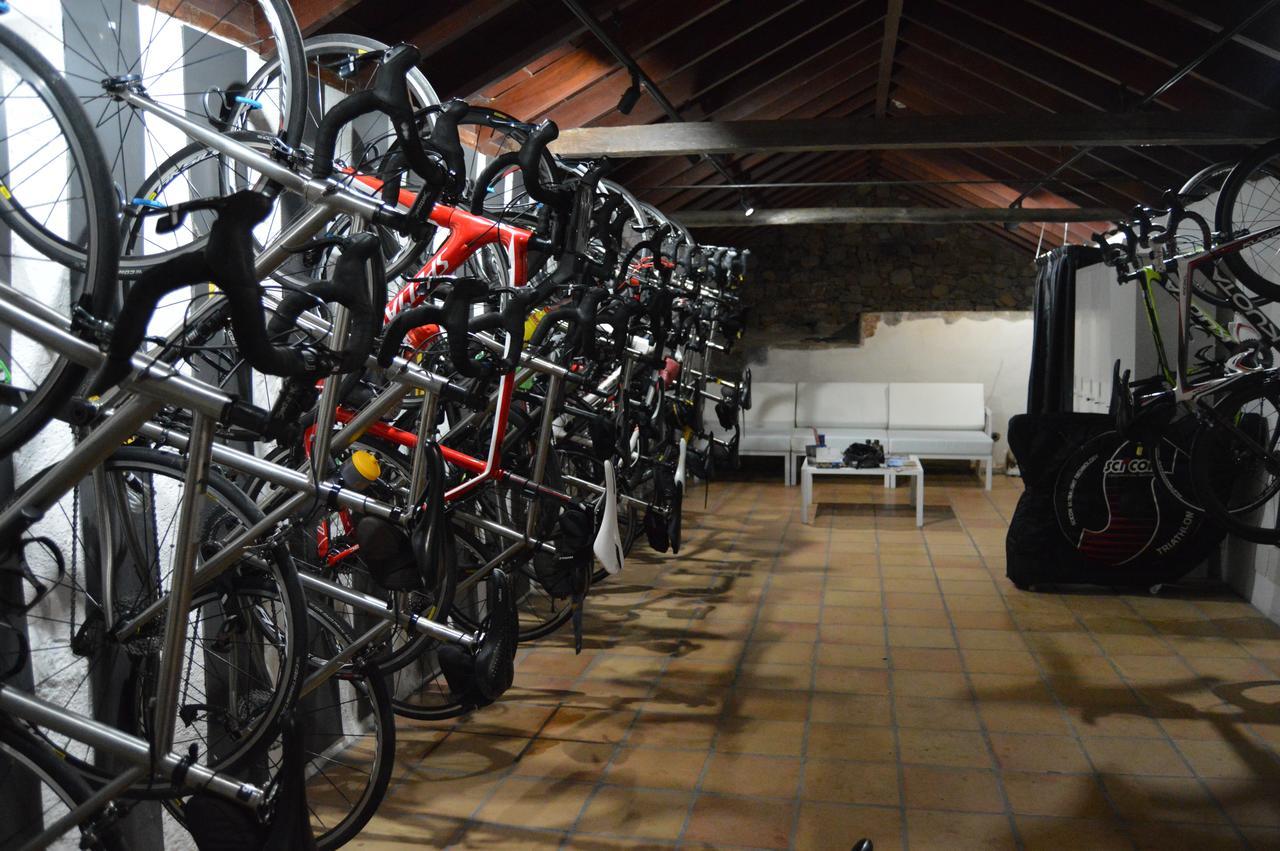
746 311 1032 464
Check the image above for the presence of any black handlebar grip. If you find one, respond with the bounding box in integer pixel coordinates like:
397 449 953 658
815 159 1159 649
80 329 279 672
89 191 322 395
377 302 444 368
312 44 438 185
266 232 383 374
425 99 469 200
519 120 572 209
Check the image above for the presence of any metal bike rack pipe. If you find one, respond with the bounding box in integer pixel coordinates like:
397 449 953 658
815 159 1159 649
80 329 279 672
0 686 264 806
150 413 216 755
297 571 475 647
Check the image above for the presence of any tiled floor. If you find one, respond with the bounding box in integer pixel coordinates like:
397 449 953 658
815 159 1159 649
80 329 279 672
353 469 1280 850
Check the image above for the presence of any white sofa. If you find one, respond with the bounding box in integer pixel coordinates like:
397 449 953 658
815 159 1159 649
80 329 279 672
739 382 799 484
736 381 995 489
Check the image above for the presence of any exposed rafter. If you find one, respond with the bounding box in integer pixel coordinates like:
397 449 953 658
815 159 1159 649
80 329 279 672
874 0 904 118
552 110 1280 158
676 206 1119 227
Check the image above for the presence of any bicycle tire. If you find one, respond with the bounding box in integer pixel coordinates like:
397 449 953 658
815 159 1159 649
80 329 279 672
1189 380 1280 544
300 603 396 851
1215 138 1280 300
4 0 304 278
0 22 119 457
14 446 307 793
0 721 127 850
247 437 458 677
165 601 396 850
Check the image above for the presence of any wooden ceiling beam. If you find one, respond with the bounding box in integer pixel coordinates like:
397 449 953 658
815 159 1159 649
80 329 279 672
551 110 1280 158
676 206 1119 227
936 0 1260 110
292 0 363 35
584 0 870 129
405 0 521 55
689 15 885 123
874 0 905 118
474 0 737 124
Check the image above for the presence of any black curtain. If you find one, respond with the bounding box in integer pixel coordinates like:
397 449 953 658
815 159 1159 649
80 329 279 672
1027 245 1100 414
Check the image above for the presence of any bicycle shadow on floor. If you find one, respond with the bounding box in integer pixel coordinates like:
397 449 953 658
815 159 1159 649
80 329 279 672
984 646 1280 836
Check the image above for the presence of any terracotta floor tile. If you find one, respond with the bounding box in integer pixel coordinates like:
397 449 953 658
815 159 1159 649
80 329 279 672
819 623 888 646
714 718 807 756
1001 770 1111 818
1013 815 1133 851
1203 776 1280 826
806 722 898 762
702 752 802 799
889 647 964 672
816 643 892 669
447 823 567 849
801 758 900 806
741 640 817 666
352 479 1280 847
451 702 556 738
904 810 1018 851
417 732 530 775
349 813 465 847
988 732 1092 773
885 627 956 650
809 693 894 726
541 706 639 744
891 670 971 700
602 746 706 790
723 686 811 721
1100 773 1230 824
894 696 983 731
1130 822 1248 851
903 765 1005 812
574 785 693 840
1177 737 1280 779
898 728 992 768
794 802 903 851
813 665 892 695
886 609 952 629
962 649 1041 674
1081 736 1193 777
978 702 1074 736
624 713 718 750
511 738 616 781
382 769 502 820
473 776 595 830
683 793 796 849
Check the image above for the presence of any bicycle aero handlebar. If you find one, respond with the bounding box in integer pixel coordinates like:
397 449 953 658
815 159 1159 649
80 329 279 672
90 191 380 395
266 232 382 375
376 262 578 379
311 44 469 200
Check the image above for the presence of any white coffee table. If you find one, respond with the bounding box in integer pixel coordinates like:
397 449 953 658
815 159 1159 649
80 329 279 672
800 455 924 526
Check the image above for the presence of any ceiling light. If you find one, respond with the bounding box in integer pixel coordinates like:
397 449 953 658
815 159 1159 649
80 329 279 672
617 71 642 114
740 191 755 217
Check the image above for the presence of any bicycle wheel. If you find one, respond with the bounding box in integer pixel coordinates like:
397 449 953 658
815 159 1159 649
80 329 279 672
253 437 457 677
120 33 439 282
1215 139 1280 300
13 446 306 792
1189 379 1280 544
166 601 395 851
386 525 499 722
4 0 304 275
0 721 126 850
0 22 118 457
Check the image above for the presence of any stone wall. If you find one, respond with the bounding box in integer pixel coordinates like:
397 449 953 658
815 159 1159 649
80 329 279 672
730 188 1038 349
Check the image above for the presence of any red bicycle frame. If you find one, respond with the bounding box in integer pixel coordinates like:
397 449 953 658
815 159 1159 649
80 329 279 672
312 172 555 565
